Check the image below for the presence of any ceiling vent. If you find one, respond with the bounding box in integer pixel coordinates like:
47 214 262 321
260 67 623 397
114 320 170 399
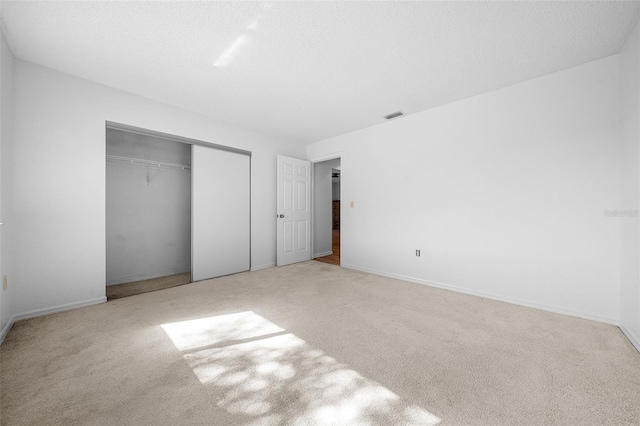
384 111 404 120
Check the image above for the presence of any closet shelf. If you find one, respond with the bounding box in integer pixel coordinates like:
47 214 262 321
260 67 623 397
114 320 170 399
106 155 191 171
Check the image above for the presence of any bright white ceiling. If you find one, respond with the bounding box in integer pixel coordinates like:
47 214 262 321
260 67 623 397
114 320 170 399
1 1 639 144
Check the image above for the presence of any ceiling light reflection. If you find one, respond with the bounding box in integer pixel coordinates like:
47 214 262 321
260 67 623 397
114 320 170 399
214 34 251 68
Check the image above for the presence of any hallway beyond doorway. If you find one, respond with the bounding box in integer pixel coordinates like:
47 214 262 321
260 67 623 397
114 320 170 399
314 229 340 266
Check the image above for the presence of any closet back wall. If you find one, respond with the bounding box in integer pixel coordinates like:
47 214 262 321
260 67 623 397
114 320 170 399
106 129 191 285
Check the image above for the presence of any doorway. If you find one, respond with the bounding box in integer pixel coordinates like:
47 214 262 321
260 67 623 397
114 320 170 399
313 158 341 266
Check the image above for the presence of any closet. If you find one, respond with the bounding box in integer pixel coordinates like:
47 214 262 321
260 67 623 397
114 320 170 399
106 123 250 297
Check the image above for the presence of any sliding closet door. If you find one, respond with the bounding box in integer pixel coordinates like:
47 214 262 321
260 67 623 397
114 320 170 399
192 145 250 281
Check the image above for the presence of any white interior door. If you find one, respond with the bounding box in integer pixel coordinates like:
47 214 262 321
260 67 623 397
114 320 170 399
192 145 250 281
277 155 311 266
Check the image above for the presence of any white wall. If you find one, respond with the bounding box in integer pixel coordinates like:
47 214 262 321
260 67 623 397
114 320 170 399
12 60 304 318
0 30 15 340
308 55 622 324
620 18 640 351
313 158 340 257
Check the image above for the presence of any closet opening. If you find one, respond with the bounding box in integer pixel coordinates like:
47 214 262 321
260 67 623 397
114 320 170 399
105 121 251 300
106 127 192 299
105 122 252 300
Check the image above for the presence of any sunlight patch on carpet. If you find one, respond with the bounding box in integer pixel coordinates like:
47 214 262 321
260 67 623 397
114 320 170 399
161 311 284 351
162 312 441 425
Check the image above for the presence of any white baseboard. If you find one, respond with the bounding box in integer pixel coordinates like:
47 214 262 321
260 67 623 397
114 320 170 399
0 315 16 345
251 263 276 272
313 251 333 259
342 263 620 326
620 325 640 353
14 297 106 322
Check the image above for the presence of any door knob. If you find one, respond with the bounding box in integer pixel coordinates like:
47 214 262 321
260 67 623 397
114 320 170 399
278 214 285 218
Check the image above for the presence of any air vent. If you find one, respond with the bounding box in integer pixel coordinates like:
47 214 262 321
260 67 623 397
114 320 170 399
384 111 404 120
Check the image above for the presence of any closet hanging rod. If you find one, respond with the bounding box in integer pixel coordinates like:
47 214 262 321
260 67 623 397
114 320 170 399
106 155 191 171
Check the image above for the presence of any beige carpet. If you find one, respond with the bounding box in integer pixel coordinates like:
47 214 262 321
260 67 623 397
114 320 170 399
1 261 639 425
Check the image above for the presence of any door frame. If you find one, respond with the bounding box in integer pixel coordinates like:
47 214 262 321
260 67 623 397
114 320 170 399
106 121 251 156
309 152 343 262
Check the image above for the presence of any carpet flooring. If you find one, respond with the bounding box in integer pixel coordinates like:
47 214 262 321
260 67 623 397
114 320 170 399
1 261 639 425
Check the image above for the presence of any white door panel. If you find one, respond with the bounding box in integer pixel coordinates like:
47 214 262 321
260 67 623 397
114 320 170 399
192 146 250 281
277 155 311 266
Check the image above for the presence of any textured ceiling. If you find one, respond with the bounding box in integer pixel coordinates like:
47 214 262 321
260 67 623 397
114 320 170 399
1 1 639 144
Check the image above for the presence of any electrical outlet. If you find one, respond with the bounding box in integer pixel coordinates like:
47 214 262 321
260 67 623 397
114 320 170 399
416 250 421 257
2 275 7 291
350 201 354 208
